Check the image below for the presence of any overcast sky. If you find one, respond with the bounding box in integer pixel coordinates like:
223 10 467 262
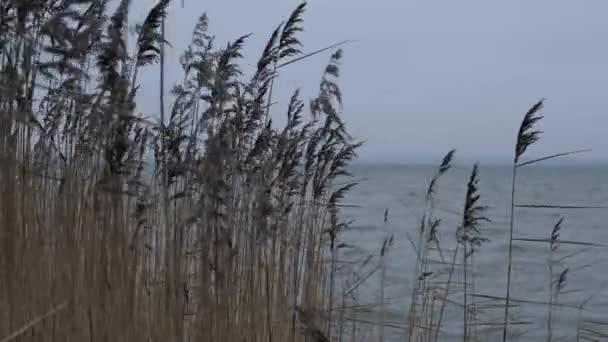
133 0 608 164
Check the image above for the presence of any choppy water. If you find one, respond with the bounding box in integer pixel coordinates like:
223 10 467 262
337 164 608 341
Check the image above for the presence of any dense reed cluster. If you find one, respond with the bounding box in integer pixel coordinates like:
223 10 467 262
1 1 605 342
0 1 360 341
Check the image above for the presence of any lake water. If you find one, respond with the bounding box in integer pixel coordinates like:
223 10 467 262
337 163 608 341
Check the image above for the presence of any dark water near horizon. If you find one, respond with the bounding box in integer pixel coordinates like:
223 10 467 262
338 164 608 341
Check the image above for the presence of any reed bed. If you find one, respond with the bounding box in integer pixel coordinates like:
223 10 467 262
0 1 360 341
1 1 605 342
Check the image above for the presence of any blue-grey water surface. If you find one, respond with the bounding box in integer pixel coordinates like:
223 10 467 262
337 164 608 341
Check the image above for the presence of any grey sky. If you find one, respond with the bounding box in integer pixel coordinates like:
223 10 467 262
134 0 608 164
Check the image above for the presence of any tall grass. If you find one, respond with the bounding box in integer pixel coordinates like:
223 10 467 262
0 1 360 341
502 99 546 341
407 149 455 341
1 1 605 342
458 164 489 342
500 100 598 341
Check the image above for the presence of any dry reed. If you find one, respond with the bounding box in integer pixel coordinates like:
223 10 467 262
1 2 605 342
0 1 360 341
